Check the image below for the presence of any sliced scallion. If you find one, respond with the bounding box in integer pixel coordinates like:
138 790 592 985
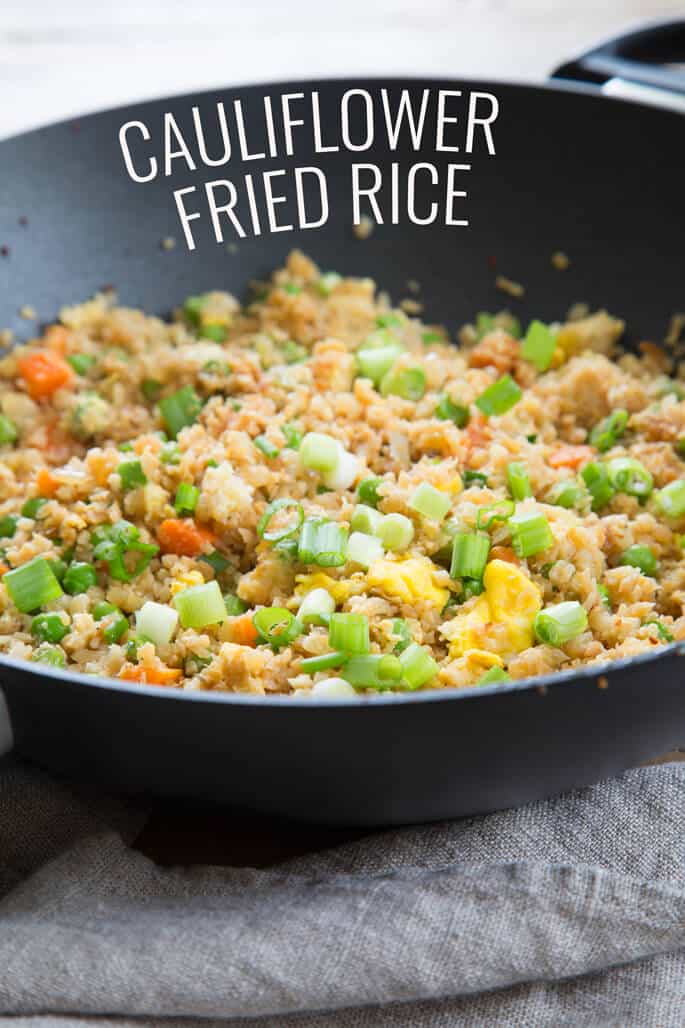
299 432 339 473
534 601 588 645
475 375 522 417
300 651 349 674
450 532 491 580
298 588 336 625
399 642 439 690
618 545 659 577
253 606 301 648
342 653 403 689
521 320 557 372
328 612 370 654
350 504 384 536
357 477 383 509
159 386 203 438
173 580 226 628
380 365 427 402
377 513 414 552
174 482 200 516
606 457 653 498
509 511 553 558
4 556 63 613
506 461 532 500
254 435 280 459
257 498 304 542
408 482 450 522
581 462 615 511
347 531 384 568
136 601 179 648
654 480 685 519
589 409 628 452
435 394 469 427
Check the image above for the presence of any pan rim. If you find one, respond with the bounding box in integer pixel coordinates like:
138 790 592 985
0 71 681 148
0 75 681 709
0 642 681 709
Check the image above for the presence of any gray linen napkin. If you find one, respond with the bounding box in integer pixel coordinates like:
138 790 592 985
0 759 683 1027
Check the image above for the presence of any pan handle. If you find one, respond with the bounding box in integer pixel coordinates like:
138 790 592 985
0 684 14 756
552 20 685 112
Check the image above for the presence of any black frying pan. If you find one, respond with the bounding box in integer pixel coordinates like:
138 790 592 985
1 25 684 825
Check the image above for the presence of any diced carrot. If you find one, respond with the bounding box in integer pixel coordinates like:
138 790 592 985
43 325 69 354
18 351 73 399
0 563 8 577
36 468 59 497
230 613 259 647
157 518 216 557
489 545 520 566
548 445 596 469
119 664 182 685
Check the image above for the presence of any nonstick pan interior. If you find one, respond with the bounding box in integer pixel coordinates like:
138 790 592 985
0 78 683 823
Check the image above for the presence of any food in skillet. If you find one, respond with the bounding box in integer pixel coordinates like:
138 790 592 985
1 251 684 697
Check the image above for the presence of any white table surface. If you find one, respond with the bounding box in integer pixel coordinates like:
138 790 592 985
1 0 681 139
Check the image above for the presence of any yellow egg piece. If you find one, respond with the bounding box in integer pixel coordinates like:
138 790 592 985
464 649 504 671
483 559 542 653
444 559 542 660
294 572 359 604
170 570 205 596
367 557 449 610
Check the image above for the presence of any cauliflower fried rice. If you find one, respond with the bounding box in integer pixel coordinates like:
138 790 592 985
1 250 685 697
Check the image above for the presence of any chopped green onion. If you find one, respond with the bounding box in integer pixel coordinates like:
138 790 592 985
450 532 491 580
200 550 231 575
317 272 342 296
435 394 469 427
463 470 488 488
254 435 280 459
199 323 226 342
546 479 585 509
581 462 615 511
159 386 203 438
299 432 339 473
0 515 18 539
297 518 348 567
342 653 402 689
399 642 439 690
118 442 134 453
160 442 181 465
408 482 450 522
282 423 303 449
283 282 302 295
118 459 147 491
300 651 349 674
380 365 427 401
0 415 18 444
173 580 226 629
521 320 557 372
509 511 553 558
619 545 659 577
48 558 67 582
376 313 403 329
257 498 304 542
644 619 674 643
356 344 403 385
31 644 66 668
378 513 414 552
91 520 159 583
93 602 129 643
21 497 47 520
224 593 247 616
63 561 97 595
351 504 384 536
31 612 69 644
183 295 206 325
298 588 336 625
357 477 383 508
174 482 200 516
478 666 510 685
506 462 532 500
328 612 370 654
347 531 384 568
321 446 359 491
475 375 522 417
421 330 444 346
136 601 178 648
476 499 515 530
654 480 685 519
4 556 63 613
675 438 685 459
141 378 162 402
66 353 95 376
597 583 612 609
589 409 629 452
534 601 588 645
606 457 653 497
253 606 301 648
462 579 485 600
391 618 412 654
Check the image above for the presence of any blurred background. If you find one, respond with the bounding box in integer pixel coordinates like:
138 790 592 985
0 0 682 137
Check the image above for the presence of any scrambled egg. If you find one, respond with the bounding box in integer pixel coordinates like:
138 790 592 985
367 556 450 610
442 559 542 661
294 572 363 604
170 570 205 597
